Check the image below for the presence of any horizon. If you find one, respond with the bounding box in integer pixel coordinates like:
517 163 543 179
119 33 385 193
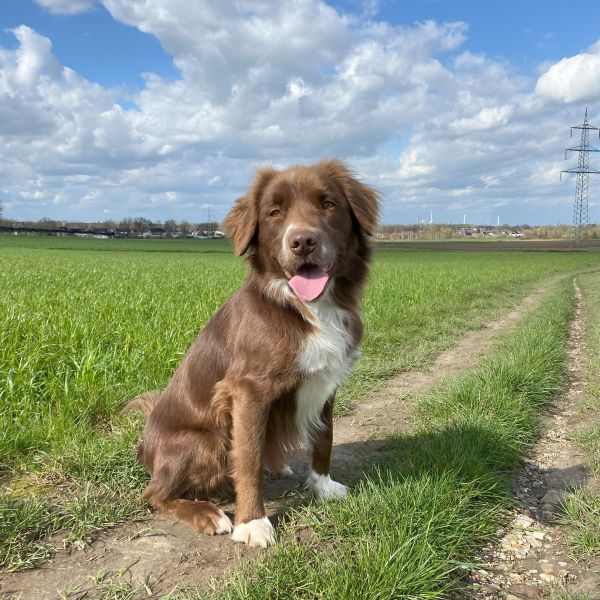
2 215 596 230
2 1 600 226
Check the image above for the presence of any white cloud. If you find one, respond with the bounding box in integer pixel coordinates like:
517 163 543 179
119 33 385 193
10 25 60 87
450 105 513 133
81 189 100 203
448 186 474 197
35 0 97 14
19 190 45 200
398 148 435 180
536 42 600 103
531 163 563 186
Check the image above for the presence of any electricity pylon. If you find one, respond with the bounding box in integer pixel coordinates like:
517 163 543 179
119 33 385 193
561 107 600 247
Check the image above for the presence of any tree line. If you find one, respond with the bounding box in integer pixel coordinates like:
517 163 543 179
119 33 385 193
1 203 598 239
0 214 221 236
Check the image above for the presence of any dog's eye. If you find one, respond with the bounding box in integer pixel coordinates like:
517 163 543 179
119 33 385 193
322 199 336 209
269 208 281 217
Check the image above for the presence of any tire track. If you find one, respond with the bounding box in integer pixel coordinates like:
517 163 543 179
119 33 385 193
472 278 600 600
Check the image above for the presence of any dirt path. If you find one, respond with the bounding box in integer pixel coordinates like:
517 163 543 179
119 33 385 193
472 279 600 600
0 282 556 600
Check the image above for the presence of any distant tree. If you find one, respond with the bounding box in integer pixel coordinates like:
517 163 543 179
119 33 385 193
38 217 57 230
439 226 454 239
133 217 152 233
179 220 191 236
118 217 134 233
164 219 177 236
0 201 3 222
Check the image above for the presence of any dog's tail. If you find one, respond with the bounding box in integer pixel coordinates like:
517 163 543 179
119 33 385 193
120 390 163 418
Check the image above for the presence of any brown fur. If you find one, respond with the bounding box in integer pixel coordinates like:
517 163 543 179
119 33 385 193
124 159 379 538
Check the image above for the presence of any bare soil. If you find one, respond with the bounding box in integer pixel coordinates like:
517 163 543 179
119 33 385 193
375 239 600 252
471 280 600 600
0 282 560 599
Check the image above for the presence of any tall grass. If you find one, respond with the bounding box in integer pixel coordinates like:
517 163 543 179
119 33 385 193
0 247 244 469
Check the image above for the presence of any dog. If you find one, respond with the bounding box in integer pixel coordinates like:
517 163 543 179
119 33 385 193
123 159 378 548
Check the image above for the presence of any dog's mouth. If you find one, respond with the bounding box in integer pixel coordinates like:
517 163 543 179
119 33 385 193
283 263 333 302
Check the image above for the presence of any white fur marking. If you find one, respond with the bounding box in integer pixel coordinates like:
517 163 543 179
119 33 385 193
282 223 297 258
231 517 275 548
266 278 294 305
214 509 233 534
296 293 357 444
306 470 348 500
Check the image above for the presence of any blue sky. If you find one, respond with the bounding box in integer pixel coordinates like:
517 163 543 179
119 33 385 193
375 1 598 69
1 1 178 88
4 1 599 88
2 0 600 225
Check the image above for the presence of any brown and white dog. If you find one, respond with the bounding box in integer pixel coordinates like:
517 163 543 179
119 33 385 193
123 159 378 548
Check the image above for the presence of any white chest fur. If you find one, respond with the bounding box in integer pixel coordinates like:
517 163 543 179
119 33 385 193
295 295 359 444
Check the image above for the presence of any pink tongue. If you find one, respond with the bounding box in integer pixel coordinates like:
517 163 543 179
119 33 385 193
288 267 329 301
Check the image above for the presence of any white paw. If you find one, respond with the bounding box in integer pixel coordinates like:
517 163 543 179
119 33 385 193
214 509 233 534
306 471 348 500
231 517 275 548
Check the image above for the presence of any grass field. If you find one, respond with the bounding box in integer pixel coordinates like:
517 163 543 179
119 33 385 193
1 236 600 573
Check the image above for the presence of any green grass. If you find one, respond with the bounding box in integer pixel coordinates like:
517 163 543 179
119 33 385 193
1 236 599 572
573 427 600 475
0 234 232 254
561 489 600 559
198 279 575 599
559 272 600 559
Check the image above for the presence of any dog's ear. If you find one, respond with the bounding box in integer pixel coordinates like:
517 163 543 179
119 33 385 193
318 159 379 236
223 166 278 256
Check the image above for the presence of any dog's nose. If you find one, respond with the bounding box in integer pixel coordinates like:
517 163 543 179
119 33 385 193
289 230 318 256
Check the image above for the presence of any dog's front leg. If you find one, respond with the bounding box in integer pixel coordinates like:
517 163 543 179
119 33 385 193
229 378 275 548
306 395 348 500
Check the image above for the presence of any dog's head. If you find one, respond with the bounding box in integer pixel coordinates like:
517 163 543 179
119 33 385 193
224 159 379 302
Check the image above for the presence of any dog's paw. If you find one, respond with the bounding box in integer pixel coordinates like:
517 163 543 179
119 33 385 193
231 517 275 548
184 503 233 536
213 509 234 535
306 471 348 500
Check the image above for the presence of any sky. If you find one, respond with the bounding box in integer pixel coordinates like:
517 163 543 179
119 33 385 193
2 1 600 226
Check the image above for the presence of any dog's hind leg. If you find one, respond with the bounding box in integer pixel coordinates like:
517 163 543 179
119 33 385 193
142 432 232 535
143 475 233 535
161 498 232 535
